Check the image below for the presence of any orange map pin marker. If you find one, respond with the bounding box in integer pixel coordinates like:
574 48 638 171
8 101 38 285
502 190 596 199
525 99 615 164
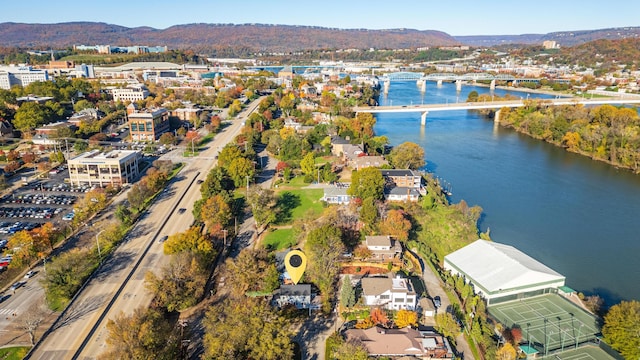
284 249 307 285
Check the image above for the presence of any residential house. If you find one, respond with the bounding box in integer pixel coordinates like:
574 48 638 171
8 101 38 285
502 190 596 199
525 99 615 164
330 135 364 162
68 108 101 127
365 236 402 261
361 275 416 310
351 155 388 171
300 84 317 98
321 186 352 205
385 186 421 202
272 284 312 309
380 169 422 188
344 326 454 359
380 169 424 202
0 121 15 138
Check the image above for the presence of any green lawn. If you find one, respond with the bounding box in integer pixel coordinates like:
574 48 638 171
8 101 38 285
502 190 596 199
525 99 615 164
275 188 324 225
0 346 30 360
263 228 297 250
280 176 309 189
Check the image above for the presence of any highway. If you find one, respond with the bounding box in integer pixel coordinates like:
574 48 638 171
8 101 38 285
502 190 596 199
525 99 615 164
27 97 262 359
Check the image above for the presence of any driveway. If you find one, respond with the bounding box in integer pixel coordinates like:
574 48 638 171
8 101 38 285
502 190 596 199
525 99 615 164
411 249 475 360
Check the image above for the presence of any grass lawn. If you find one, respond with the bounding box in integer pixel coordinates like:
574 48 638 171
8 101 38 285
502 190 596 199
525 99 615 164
263 228 297 250
277 176 309 189
0 346 30 360
275 188 324 225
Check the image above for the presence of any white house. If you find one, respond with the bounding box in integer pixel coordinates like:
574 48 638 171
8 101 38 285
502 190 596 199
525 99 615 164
361 275 416 310
272 284 311 309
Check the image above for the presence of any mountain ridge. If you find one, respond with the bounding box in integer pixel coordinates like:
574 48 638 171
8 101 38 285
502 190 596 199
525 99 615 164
2 22 640 51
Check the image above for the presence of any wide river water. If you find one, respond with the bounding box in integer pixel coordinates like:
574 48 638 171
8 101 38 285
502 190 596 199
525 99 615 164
374 81 640 304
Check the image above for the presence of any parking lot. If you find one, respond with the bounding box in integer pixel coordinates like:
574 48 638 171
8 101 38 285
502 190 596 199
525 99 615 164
0 174 94 236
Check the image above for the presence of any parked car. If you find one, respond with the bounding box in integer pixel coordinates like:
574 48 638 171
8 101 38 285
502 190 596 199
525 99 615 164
433 296 442 309
158 235 168 243
177 208 186 214
24 270 35 278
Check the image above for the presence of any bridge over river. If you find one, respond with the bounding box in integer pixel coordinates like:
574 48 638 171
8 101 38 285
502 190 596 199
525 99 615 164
354 97 640 125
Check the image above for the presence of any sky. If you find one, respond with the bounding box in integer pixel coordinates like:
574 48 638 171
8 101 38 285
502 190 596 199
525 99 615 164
2 0 639 36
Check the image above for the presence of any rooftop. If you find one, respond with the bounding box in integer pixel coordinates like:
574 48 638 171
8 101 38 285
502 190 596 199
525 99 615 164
70 149 140 162
444 240 565 293
380 169 420 177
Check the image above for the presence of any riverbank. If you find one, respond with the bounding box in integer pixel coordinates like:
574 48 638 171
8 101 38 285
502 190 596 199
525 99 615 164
489 107 640 175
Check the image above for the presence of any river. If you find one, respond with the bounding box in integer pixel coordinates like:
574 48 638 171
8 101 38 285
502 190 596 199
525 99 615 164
374 81 640 304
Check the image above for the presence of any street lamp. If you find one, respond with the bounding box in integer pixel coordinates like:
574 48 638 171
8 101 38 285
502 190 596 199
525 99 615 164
96 229 106 264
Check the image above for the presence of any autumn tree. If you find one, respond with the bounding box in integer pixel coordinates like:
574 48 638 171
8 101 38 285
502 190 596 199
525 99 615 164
144 252 207 311
348 167 385 200
496 343 517 360
217 144 244 169
158 132 176 146
200 194 232 238
247 186 277 233
333 338 369 360
305 224 343 313
370 307 390 327
394 309 418 328
389 142 426 170
435 312 461 341
203 298 294 360
163 226 215 262
379 209 412 241
602 300 640 359
227 157 255 188
224 248 279 298
41 248 95 307
7 230 34 267
13 102 48 133
300 151 316 176
359 197 379 233
102 307 180 360
200 166 234 198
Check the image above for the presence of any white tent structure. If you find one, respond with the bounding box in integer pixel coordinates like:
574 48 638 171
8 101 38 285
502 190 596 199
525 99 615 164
444 240 565 305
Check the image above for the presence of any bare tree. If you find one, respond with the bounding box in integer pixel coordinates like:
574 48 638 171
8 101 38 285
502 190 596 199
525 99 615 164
22 299 50 345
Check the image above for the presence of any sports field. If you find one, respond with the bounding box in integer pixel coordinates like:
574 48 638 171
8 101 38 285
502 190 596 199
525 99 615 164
489 294 599 353
545 345 617 360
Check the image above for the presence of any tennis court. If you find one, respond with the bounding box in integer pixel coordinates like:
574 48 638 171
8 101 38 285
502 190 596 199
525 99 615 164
547 345 616 360
489 294 600 354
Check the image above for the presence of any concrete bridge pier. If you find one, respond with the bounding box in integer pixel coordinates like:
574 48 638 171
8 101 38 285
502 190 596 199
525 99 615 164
421 111 428 126
383 79 390 94
417 79 426 92
494 109 501 123
456 80 462 92
490 79 496 90
437 79 443 87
